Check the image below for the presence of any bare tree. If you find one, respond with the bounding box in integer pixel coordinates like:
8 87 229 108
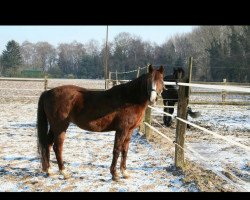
57 41 86 77
34 42 57 72
20 40 35 69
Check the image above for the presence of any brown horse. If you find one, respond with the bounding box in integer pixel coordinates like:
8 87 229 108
37 65 164 181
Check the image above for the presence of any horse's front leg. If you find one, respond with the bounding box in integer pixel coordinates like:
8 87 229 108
110 130 126 181
120 133 132 179
166 101 175 127
163 101 171 127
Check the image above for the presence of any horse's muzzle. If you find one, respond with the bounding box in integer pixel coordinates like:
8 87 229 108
150 89 157 103
149 89 161 105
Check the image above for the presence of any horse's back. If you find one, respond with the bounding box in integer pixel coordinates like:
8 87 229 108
43 85 86 104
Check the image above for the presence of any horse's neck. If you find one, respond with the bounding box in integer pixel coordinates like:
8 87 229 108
113 74 149 105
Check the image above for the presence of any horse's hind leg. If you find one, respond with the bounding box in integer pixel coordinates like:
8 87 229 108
163 100 169 126
120 132 132 179
53 131 70 179
41 129 54 175
45 129 54 176
168 101 175 126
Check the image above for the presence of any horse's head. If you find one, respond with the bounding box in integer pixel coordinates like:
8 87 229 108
147 64 164 104
173 67 185 81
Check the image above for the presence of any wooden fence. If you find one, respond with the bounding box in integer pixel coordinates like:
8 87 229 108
145 59 249 191
0 76 48 91
106 59 250 191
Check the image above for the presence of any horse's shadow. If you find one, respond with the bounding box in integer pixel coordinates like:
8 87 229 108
1 156 54 178
81 162 165 173
0 166 47 178
9 123 36 129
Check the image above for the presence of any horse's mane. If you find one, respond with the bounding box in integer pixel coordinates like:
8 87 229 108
164 67 185 81
107 73 150 104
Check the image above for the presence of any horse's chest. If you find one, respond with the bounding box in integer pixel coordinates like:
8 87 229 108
120 106 145 129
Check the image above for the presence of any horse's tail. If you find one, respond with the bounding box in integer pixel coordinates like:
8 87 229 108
187 107 201 118
37 91 49 170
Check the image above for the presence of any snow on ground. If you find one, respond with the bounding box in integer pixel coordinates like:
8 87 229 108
152 104 250 191
188 105 250 132
186 105 250 191
190 93 250 103
0 79 249 192
0 101 198 192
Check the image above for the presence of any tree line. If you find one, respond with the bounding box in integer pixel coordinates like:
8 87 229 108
0 26 249 82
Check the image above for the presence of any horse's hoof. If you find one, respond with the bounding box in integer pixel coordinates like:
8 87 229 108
112 176 120 182
121 170 130 179
60 170 70 179
43 168 53 177
112 173 120 182
47 169 54 176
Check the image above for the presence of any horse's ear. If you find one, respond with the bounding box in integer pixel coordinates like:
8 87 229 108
148 64 153 73
158 65 164 74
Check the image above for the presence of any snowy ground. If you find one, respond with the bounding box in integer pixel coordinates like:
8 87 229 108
0 102 199 192
152 104 250 191
0 79 249 192
186 105 250 191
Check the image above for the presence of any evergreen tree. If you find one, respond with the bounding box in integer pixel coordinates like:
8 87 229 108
238 26 250 82
207 39 224 81
78 54 95 78
1 40 22 76
228 27 245 82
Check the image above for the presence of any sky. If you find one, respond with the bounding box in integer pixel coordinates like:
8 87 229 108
0 26 197 53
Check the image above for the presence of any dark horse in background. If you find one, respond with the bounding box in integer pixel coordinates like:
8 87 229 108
37 65 164 181
161 67 200 127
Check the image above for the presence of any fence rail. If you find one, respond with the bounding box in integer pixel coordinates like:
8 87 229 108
148 105 250 152
107 79 250 105
169 82 250 93
0 77 45 82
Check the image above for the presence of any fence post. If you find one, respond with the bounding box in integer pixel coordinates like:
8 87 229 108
136 66 140 78
175 57 192 169
115 70 118 85
222 78 227 102
144 107 152 140
44 75 48 91
108 71 111 89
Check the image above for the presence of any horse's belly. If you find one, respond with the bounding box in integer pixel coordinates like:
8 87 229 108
73 114 116 132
